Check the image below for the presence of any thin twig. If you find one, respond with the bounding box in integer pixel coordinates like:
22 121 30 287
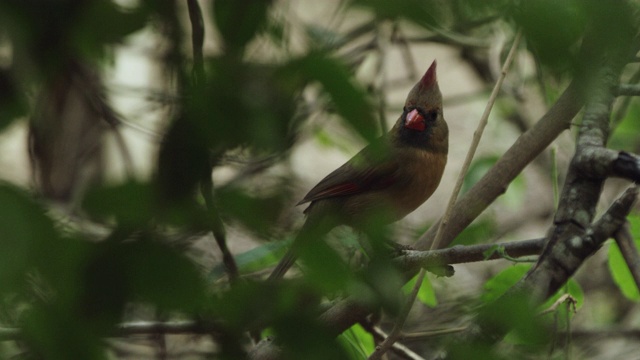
398 238 544 272
392 24 419 83
0 321 225 341
359 322 426 360
201 171 239 281
400 327 468 341
538 293 576 316
431 29 522 251
612 68 640 129
367 269 426 360
374 20 391 134
186 0 237 281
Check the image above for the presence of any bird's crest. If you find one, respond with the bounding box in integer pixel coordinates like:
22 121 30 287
420 60 437 89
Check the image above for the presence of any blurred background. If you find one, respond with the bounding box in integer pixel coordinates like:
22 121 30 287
0 0 639 359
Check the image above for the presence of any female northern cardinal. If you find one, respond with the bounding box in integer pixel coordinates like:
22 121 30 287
269 60 448 280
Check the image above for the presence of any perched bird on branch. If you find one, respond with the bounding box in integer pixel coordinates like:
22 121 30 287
270 60 448 280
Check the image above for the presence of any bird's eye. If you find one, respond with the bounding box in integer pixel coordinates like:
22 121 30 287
428 110 439 121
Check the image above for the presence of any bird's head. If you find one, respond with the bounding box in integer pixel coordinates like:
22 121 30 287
393 60 448 153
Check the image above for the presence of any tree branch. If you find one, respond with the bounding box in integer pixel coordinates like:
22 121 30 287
398 238 544 272
416 79 584 250
527 185 637 302
432 4 638 348
201 171 238 281
616 84 640 96
187 0 205 83
0 321 225 342
467 185 638 347
359 320 426 360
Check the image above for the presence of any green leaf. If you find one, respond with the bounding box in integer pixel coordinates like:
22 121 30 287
192 61 300 153
610 101 640 152
300 236 352 293
275 314 351 360
607 213 640 302
402 273 437 307
125 239 208 312
0 184 56 295
217 185 288 237
515 0 586 71
539 279 583 314
351 0 439 29
609 241 640 301
0 70 27 132
452 218 496 246
339 324 375 360
530 279 584 332
213 0 272 52
463 156 526 209
22 302 107 360
288 52 378 143
82 238 208 319
209 239 291 280
481 264 531 304
73 0 150 57
564 279 584 309
83 181 154 227
463 156 499 194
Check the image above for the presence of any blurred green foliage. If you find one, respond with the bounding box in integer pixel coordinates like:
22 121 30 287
0 0 638 359
403 273 437 307
339 323 375 360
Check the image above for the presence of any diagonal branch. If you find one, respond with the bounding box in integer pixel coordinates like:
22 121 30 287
472 4 639 344
416 78 584 250
201 168 238 281
187 0 205 83
467 185 638 348
523 185 638 303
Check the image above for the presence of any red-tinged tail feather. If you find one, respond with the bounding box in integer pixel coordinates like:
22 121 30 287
420 60 437 88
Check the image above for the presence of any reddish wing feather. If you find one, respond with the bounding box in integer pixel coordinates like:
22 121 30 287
304 182 361 201
297 151 400 205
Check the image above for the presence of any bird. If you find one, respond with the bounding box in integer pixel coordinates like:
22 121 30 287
269 60 448 280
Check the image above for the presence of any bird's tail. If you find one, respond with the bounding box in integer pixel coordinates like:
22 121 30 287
268 248 298 280
268 220 314 281
268 204 338 280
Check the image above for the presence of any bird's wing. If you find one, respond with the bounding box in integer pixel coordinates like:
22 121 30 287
297 146 399 205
